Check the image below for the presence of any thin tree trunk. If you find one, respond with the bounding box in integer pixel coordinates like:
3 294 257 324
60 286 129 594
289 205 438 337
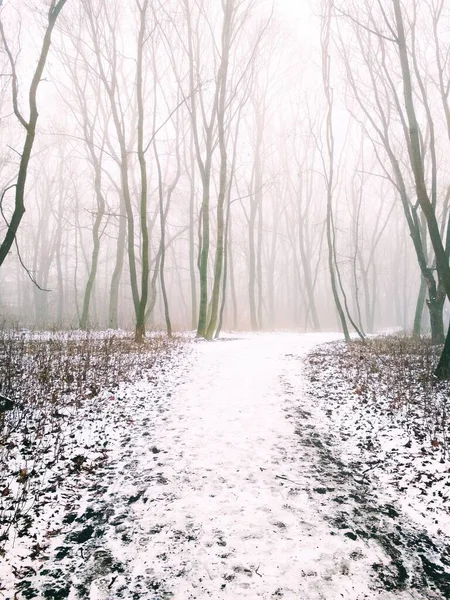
80 154 106 330
109 195 126 329
188 136 197 330
321 1 350 341
135 0 150 342
0 0 68 267
205 2 232 339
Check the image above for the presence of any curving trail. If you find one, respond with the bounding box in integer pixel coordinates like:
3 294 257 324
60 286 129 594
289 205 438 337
5 333 448 599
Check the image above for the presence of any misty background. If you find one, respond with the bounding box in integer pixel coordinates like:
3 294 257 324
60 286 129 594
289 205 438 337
0 0 448 339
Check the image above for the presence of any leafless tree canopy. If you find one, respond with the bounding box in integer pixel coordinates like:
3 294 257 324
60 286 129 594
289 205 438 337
0 0 449 368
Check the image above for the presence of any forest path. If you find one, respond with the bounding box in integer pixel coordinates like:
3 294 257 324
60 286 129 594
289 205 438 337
72 332 428 599
9 333 448 599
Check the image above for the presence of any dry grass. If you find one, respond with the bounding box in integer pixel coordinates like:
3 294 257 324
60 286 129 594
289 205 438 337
309 333 449 461
0 329 181 552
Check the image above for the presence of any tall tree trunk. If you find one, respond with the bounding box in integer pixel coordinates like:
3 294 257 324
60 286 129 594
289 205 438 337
248 196 259 330
135 0 150 342
188 138 197 330
80 156 106 330
321 1 350 341
109 195 126 329
256 183 264 329
228 214 238 330
297 201 320 330
205 1 231 339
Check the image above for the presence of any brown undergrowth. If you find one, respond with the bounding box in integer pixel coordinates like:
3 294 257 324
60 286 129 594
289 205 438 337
309 334 449 462
0 329 180 554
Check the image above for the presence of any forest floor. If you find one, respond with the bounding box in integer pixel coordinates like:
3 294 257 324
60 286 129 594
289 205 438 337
1 332 450 599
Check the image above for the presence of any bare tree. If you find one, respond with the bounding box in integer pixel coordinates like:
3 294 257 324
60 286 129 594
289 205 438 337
0 0 69 268
319 0 350 341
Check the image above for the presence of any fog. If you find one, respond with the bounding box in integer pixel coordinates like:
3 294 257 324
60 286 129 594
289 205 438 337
0 0 448 341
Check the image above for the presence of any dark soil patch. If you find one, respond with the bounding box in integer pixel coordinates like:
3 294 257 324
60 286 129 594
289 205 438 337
294 398 450 598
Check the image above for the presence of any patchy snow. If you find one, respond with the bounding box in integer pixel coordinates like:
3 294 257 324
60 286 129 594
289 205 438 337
307 340 450 536
1 332 449 599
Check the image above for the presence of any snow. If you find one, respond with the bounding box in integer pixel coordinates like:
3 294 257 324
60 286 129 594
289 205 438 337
1 332 449 599
306 340 450 538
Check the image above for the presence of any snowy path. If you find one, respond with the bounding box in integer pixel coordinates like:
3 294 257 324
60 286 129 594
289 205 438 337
4 333 449 599
118 332 369 599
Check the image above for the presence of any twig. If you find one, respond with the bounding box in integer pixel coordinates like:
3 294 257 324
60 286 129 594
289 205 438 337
0 184 16 211
14 238 51 291
361 460 382 477
275 475 303 487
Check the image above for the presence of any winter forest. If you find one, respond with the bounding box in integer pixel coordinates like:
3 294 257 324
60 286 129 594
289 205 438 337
0 0 448 346
2 0 450 598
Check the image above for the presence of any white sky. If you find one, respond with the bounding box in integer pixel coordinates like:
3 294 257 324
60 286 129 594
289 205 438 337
276 0 319 45
277 0 314 18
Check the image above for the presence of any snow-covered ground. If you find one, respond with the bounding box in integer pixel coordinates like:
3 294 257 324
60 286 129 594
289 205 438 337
1 332 449 599
307 339 450 537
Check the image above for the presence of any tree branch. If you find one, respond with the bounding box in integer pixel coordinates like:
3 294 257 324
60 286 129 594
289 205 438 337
334 5 398 43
